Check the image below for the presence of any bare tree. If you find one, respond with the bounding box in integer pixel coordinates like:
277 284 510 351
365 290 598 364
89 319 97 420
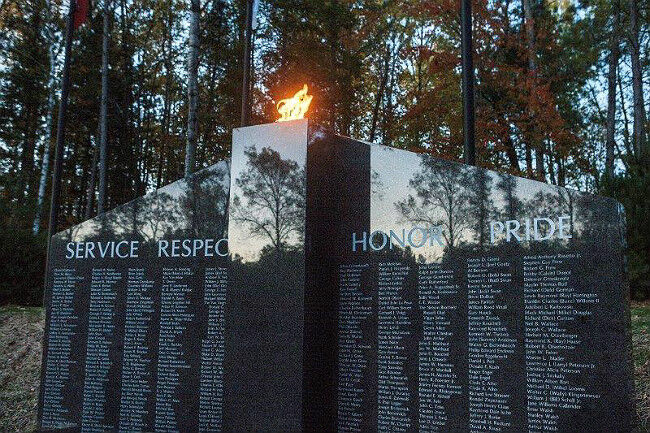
469 169 497 248
497 174 523 220
523 0 545 180
370 47 390 143
85 141 99 219
396 157 471 248
232 147 305 252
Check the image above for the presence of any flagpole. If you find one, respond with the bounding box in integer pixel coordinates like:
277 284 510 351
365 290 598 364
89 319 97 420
461 0 476 166
44 0 76 278
240 0 253 127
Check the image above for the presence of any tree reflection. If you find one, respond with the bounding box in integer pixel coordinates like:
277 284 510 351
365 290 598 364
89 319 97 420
396 156 471 249
469 169 498 249
524 187 579 241
181 165 230 239
133 191 181 242
497 173 523 221
54 161 231 248
232 146 305 254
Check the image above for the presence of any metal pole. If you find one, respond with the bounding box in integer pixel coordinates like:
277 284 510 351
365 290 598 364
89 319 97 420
240 0 253 127
461 0 476 166
44 1 75 279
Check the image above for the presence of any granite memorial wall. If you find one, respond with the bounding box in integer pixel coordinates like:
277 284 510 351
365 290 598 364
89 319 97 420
38 161 231 432
38 121 313 433
226 122 308 432
38 119 634 433
305 130 635 433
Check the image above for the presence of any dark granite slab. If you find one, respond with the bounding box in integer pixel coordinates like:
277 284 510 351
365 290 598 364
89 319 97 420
38 162 231 433
304 129 635 433
37 120 634 433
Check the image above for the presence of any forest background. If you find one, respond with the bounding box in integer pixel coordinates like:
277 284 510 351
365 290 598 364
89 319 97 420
0 0 649 304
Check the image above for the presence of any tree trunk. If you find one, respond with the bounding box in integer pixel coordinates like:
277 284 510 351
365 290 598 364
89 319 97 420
185 0 200 178
117 0 135 203
525 143 533 177
158 5 174 189
32 30 56 234
85 141 99 220
556 155 565 187
97 0 110 214
33 4 58 233
383 58 397 147
523 0 544 180
628 0 647 162
605 2 620 179
370 48 390 143
618 70 632 157
504 134 520 172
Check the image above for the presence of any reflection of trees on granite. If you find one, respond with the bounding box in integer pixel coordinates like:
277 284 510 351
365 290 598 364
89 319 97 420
497 174 523 221
370 234 419 265
377 151 617 266
181 166 229 239
232 146 305 255
61 222 85 243
557 188 577 232
371 169 384 201
132 191 182 243
574 192 620 248
523 186 582 245
396 156 472 249
469 169 498 249
53 162 230 248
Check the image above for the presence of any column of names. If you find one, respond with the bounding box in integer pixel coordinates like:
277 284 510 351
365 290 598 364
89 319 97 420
523 253 600 432
199 267 227 432
41 268 82 429
418 264 462 432
119 268 154 432
155 267 193 432
338 263 372 432
467 257 516 433
81 268 121 433
377 262 412 432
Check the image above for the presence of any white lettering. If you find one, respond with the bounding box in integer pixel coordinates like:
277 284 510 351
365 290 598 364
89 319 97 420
65 243 74 259
158 240 169 257
490 222 505 244
369 231 388 251
352 232 367 252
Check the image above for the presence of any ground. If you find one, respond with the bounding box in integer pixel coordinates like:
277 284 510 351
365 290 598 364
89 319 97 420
0 306 43 433
634 301 650 431
0 304 649 432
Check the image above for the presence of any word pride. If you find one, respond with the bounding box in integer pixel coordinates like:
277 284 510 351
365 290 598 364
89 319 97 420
490 216 572 243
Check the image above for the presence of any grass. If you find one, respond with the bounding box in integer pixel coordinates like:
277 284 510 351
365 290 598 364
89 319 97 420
633 302 650 432
0 306 44 433
0 304 649 432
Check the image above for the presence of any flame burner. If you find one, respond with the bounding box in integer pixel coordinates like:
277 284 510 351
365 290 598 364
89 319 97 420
276 84 313 122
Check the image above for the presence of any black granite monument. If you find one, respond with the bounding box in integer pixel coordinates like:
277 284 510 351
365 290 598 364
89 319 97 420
304 126 635 433
38 119 634 433
38 162 235 432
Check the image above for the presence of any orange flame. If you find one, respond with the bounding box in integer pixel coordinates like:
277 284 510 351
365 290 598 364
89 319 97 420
276 84 313 122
